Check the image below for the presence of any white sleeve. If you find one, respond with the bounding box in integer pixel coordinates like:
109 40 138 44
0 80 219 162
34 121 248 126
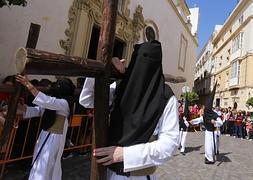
215 117 223 127
79 77 116 108
190 116 203 125
184 118 189 127
123 96 179 172
23 106 42 119
32 92 69 114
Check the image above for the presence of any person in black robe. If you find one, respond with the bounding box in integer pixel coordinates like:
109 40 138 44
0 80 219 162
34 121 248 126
203 82 223 164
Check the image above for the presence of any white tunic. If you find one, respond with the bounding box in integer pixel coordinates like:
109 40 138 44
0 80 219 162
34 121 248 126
23 92 69 180
79 78 179 179
190 116 203 125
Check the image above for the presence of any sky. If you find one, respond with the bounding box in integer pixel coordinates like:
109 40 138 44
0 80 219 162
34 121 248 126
186 0 239 55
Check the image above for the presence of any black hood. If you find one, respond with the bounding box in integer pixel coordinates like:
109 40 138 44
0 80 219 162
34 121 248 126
108 40 174 146
203 82 218 121
49 78 75 99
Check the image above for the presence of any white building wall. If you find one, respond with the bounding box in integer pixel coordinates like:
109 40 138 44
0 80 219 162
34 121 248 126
0 0 73 81
0 0 198 98
130 0 198 97
189 7 199 35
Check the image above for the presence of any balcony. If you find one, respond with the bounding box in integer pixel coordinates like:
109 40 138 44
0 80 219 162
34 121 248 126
229 77 239 87
231 49 242 61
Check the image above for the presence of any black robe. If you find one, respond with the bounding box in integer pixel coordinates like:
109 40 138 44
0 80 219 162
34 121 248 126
108 41 174 174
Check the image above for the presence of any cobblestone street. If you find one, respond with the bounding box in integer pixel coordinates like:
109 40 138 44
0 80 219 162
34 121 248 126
157 132 253 180
4 132 253 180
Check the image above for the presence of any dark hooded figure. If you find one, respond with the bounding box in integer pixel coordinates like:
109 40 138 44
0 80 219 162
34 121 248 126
16 75 75 180
178 93 190 155
203 82 223 164
79 40 179 179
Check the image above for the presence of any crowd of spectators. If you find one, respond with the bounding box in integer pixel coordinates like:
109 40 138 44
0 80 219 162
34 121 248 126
187 103 253 141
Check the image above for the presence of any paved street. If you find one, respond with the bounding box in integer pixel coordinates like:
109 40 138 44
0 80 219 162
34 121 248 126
157 132 253 180
4 132 253 180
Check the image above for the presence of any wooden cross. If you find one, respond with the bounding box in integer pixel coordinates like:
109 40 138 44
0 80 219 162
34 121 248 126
0 22 41 178
0 1 119 179
0 0 186 179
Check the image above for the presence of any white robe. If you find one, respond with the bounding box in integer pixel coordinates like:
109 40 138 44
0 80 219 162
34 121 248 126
23 92 69 180
79 78 179 179
205 117 223 162
178 118 189 153
179 131 187 153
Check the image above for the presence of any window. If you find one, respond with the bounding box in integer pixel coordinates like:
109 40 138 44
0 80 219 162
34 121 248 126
232 32 243 53
239 14 244 24
231 61 240 79
226 71 229 88
228 49 231 55
178 34 188 71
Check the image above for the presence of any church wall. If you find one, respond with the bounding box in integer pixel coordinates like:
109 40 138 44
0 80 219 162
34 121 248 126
0 0 198 99
129 0 198 98
0 0 73 81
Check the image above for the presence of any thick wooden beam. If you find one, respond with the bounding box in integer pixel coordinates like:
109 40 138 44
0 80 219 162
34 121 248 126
92 0 119 179
15 48 105 76
0 24 41 165
14 49 186 83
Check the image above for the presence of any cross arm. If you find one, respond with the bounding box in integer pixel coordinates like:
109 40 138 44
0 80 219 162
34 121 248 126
15 48 105 77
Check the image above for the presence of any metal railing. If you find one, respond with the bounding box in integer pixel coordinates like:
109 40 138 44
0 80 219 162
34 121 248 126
0 85 93 177
0 113 93 177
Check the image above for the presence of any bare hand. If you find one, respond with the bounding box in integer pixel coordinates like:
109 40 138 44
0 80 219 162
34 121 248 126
93 146 123 166
112 57 126 74
16 74 38 96
15 74 30 87
211 119 215 124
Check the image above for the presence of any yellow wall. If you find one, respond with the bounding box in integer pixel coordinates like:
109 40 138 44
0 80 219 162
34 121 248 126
245 55 253 87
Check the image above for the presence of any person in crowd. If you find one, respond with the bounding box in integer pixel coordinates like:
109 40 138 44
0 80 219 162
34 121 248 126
221 108 229 134
241 110 247 138
0 75 15 134
227 107 235 136
79 41 179 179
192 103 199 115
16 75 75 180
245 114 252 140
234 111 243 139
0 75 15 107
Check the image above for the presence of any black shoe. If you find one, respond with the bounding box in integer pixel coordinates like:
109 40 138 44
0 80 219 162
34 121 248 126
205 157 215 164
180 152 186 156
